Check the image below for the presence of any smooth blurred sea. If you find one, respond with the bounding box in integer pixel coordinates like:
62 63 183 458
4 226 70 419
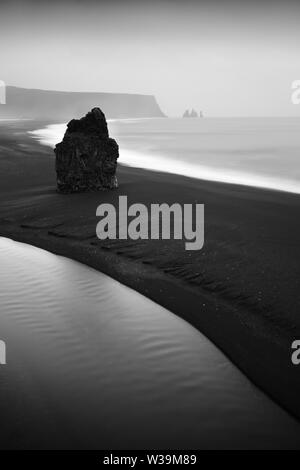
1 237 300 448
30 117 300 194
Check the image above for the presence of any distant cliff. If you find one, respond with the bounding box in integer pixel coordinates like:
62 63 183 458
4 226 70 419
0 86 165 120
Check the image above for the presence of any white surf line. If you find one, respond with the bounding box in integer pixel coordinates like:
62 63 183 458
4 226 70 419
28 123 300 195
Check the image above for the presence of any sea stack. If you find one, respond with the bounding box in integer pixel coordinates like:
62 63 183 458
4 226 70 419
182 108 198 118
54 108 119 193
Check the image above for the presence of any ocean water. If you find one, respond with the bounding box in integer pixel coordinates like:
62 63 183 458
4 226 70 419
0 237 300 449
30 117 300 194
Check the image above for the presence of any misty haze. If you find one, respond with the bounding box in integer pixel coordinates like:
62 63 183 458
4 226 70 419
0 0 300 454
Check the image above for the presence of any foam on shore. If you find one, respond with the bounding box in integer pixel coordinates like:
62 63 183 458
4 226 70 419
29 121 300 195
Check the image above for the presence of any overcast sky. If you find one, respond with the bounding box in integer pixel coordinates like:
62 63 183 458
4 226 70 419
1 0 300 116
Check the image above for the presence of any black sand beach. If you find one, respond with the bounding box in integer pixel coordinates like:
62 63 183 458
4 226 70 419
1 120 300 422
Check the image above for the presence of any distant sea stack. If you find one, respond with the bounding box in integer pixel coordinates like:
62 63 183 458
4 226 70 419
54 108 118 193
0 86 165 120
182 109 203 118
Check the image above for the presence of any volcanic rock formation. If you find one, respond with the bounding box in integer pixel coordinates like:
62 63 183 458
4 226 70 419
54 108 119 193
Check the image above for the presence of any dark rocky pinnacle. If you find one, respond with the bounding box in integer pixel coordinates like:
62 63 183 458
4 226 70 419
54 108 119 193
